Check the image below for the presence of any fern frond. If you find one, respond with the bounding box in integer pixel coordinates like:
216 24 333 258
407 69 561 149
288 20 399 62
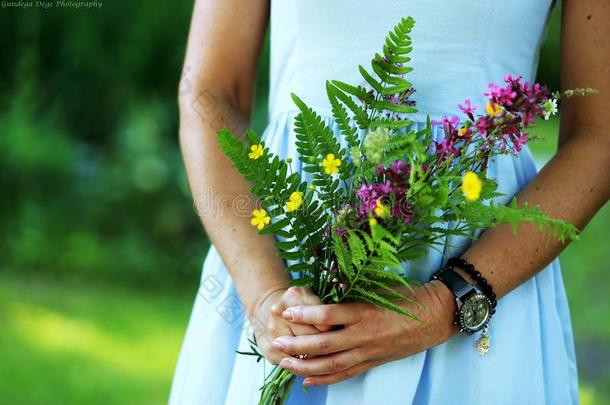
329 81 371 129
326 81 360 149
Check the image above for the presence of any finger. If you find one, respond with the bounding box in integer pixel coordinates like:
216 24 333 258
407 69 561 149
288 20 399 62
313 324 333 332
290 322 322 339
302 360 377 386
263 319 297 365
272 328 362 356
270 287 332 332
270 286 306 316
276 288 325 337
292 288 333 331
265 346 293 365
283 304 361 326
278 348 365 377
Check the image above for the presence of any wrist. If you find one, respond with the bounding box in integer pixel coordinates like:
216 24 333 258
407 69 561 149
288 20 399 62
427 279 460 338
247 283 289 319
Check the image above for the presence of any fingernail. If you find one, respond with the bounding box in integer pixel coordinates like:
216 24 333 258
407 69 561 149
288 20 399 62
303 378 314 387
282 309 293 321
279 358 292 368
271 338 284 349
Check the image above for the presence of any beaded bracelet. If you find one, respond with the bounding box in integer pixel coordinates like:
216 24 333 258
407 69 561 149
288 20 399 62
447 257 497 314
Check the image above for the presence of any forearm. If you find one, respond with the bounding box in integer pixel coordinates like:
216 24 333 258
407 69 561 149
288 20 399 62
446 0 610 317
179 95 290 317
457 127 609 299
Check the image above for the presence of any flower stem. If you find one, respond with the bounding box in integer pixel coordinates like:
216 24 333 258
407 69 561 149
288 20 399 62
259 367 297 405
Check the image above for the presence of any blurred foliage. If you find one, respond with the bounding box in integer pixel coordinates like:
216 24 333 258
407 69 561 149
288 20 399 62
0 2 207 286
0 1 608 403
0 2 272 287
0 1 559 288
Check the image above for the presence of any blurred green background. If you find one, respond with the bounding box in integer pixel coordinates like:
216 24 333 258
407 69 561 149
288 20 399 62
0 2 608 404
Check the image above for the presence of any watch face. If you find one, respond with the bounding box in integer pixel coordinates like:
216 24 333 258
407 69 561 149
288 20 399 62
459 293 490 331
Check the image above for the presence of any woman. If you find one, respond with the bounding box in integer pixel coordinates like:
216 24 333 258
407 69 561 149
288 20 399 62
170 1 609 404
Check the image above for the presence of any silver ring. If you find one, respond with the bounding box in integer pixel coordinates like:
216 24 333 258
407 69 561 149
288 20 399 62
297 354 309 360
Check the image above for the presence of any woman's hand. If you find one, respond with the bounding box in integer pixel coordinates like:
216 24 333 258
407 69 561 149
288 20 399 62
252 286 332 365
271 281 458 386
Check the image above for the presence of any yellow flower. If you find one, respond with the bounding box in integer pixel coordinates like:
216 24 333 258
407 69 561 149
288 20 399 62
321 153 341 175
462 171 483 201
284 191 304 212
485 102 503 117
368 217 378 227
248 144 264 160
373 199 390 218
250 208 270 230
458 127 469 137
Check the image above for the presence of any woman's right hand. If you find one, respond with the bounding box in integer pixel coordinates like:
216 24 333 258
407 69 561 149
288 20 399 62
251 286 331 365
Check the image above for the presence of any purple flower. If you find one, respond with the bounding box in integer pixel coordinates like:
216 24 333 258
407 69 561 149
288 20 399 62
335 227 348 239
376 180 393 194
475 117 491 136
355 184 378 213
513 134 528 152
458 99 477 116
389 95 401 105
434 138 460 160
390 159 406 175
355 183 372 200
485 82 518 107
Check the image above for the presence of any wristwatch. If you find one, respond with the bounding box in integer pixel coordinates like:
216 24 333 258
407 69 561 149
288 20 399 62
431 268 492 335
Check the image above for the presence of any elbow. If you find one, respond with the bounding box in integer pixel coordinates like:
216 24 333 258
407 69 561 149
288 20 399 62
177 80 210 125
176 71 252 137
178 84 251 142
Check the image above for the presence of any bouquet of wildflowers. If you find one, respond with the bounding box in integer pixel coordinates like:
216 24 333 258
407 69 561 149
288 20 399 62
218 17 580 405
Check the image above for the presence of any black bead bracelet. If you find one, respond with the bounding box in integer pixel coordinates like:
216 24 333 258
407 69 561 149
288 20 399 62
447 257 497 314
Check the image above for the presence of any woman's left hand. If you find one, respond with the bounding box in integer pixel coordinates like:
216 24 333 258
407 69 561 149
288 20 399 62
271 280 459 386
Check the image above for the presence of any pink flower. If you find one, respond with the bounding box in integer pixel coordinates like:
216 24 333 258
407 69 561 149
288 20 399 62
353 160 415 223
388 95 401 105
475 117 491 136
435 138 460 160
390 159 406 175
485 83 518 107
458 99 477 116
513 134 528 152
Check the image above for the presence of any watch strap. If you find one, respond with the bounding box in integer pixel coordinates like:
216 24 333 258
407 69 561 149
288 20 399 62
431 268 474 301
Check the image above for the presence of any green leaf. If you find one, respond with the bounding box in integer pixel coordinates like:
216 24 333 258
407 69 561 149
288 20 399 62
330 80 369 100
371 100 418 114
276 240 299 250
359 65 383 93
380 81 412 96
347 230 367 265
286 263 311 273
259 217 290 235
370 117 412 130
326 81 360 149
329 81 371 128
279 250 305 261
289 276 314 286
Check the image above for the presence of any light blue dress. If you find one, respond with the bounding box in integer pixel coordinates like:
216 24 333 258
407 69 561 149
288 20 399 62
169 1 579 404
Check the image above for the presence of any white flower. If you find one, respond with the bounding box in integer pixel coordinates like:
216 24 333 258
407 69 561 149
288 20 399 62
363 127 390 164
543 98 558 120
349 146 362 167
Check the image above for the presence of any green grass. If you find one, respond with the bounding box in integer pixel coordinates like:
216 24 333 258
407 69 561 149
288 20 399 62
0 278 195 404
